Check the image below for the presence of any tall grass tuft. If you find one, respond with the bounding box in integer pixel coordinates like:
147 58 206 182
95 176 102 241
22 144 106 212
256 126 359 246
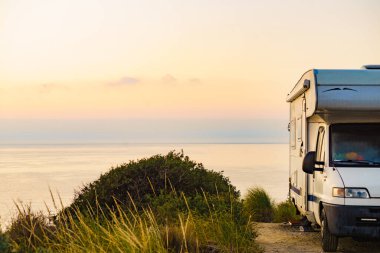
7 202 55 252
273 198 299 223
6 192 261 253
243 187 274 222
52 205 167 253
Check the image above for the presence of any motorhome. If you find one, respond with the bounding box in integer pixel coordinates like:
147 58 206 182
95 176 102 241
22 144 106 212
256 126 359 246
287 65 380 252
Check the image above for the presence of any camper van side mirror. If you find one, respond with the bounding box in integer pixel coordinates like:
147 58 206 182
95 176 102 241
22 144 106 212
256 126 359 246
302 151 317 174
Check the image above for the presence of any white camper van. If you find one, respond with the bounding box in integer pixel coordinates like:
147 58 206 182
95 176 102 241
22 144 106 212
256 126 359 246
287 65 380 252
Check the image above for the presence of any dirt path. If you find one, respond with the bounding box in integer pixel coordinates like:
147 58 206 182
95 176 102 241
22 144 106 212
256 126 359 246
256 222 380 253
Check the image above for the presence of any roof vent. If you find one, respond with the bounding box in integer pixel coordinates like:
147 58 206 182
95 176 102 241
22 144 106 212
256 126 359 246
362 65 380 70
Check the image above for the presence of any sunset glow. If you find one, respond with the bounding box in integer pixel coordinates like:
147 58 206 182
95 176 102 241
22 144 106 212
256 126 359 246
1 0 380 142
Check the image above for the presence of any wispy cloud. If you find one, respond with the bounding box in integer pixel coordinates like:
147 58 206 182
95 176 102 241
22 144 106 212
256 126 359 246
107 76 140 86
188 78 202 84
39 83 68 93
161 74 177 84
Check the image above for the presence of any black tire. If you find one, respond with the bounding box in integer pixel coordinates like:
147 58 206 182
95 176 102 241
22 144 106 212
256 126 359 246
321 209 339 252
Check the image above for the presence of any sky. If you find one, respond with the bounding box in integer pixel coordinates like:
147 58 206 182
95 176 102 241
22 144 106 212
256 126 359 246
1 0 380 143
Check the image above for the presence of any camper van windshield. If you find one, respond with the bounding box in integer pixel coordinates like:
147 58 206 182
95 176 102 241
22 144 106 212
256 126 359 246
331 124 380 167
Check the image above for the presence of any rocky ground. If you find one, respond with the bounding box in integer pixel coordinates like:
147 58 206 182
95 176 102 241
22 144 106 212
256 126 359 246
256 222 380 253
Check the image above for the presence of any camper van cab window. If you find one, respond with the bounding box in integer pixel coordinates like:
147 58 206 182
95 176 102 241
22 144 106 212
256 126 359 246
331 124 380 167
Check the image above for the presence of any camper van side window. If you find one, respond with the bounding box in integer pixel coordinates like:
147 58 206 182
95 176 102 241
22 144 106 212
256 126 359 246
296 117 302 142
290 119 296 149
316 127 325 163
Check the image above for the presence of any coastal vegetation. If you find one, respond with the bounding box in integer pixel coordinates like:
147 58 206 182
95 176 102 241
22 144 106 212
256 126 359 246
243 187 274 222
243 187 298 223
68 151 238 217
0 151 297 252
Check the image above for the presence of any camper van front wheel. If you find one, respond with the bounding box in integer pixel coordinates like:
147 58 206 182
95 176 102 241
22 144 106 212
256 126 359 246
321 209 338 252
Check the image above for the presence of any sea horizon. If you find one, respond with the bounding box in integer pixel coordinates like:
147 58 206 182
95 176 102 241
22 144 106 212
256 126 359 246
0 141 288 146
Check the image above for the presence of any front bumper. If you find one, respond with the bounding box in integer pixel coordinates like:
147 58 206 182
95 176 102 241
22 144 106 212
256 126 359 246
324 203 380 238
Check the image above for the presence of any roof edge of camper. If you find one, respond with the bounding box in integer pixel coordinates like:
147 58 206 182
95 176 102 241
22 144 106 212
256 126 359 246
286 79 310 102
286 70 313 102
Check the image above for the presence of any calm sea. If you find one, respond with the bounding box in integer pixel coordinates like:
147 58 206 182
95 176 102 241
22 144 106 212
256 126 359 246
0 143 288 224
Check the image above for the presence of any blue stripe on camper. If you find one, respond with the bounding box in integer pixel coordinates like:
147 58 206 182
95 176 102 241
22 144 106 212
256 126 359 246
291 186 320 203
307 195 320 203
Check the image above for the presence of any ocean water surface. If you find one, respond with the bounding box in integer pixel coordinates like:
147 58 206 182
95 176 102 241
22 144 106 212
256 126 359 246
0 143 288 224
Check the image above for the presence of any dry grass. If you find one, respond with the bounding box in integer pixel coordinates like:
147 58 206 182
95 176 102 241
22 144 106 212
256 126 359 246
6 190 261 253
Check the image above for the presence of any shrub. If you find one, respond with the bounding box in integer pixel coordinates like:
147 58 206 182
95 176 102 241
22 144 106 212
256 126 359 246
69 151 239 216
6 204 54 253
273 198 299 223
146 190 247 225
243 187 274 222
5 152 264 252
0 227 10 253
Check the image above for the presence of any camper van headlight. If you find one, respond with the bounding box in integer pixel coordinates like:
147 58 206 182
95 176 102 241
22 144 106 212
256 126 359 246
345 188 369 198
332 187 370 198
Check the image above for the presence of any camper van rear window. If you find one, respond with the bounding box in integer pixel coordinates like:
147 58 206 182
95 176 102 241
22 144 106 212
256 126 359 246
330 123 380 167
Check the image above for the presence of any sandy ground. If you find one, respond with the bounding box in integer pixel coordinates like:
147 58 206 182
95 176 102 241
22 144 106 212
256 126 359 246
256 222 380 253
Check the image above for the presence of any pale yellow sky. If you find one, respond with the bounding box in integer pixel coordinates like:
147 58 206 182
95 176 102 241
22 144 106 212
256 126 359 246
0 0 380 142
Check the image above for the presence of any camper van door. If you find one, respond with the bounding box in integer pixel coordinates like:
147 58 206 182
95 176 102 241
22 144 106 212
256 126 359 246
289 94 309 213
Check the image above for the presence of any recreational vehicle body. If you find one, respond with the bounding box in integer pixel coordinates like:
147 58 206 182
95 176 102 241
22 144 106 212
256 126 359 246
287 66 380 251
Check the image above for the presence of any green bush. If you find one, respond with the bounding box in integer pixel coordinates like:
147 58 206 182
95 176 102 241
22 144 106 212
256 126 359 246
69 151 239 216
273 198 299 223
0 228 10 253
5 152 265 252
6 204 54 253
243 187 274 222
154 194 258 253
146 190 247 225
